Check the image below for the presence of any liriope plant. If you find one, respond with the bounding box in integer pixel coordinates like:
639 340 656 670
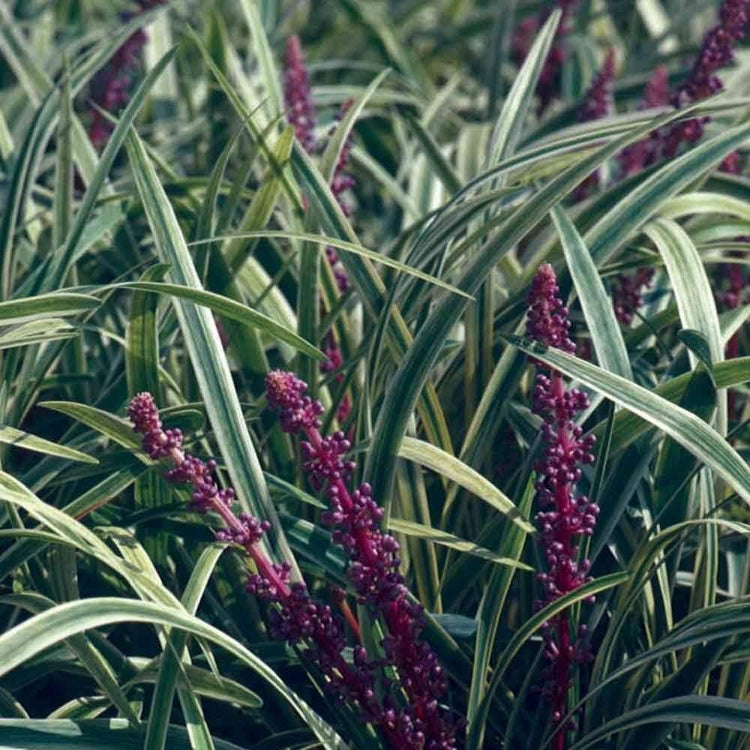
0 1 747 749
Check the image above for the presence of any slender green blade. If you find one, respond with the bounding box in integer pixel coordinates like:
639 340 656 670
124 129 301 578
503 335 750 503
552 206 632 379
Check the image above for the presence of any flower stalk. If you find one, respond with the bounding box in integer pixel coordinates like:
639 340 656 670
526 265 599 749
573 50 616 201
86 0 165 150
265 370 458 748
128 388 456 747
283 38 354 423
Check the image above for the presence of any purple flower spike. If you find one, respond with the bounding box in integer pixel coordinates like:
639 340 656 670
265 371 459 748
659 0 749 161
527 264 576 354
527 266 598 749
86 1 165 150
577 49 616 123
265 370 324 433
611 267 655 326
512 0 580 113
284 35 317 154
574 50 616 200
618 66 669 177
642 65 670 109
127 392 423 747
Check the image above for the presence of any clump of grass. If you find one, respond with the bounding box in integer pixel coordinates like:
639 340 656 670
0 1 747 749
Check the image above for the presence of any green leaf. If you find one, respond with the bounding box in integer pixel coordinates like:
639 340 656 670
604 357 750 454
0 319 78 350
105 280 323 361
145 545 228 750
0 597 344 747
0 425 96 464
40 401 142 453
0 718 248 749
238 0 283 121
398 436 534 533
644 218 725 432
552 206 632 379
124 129 301 579
320 69 390 183
467 480 535 740
468 573 629 749
125 264 169 563
192 231 471 298
364 102 687 509
585 120 750 266
53 59 73 250
678 330 715 372
126 265 168 399
386 518 532 570
486 10 560 166
571 696 750 750
43 48 178 292
503 335 750 504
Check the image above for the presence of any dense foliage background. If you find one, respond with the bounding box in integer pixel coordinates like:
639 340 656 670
0 0 748 748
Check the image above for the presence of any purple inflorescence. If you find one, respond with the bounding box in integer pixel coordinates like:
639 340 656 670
282 38 352 422
611 267 655 326
657 0 749 162
127 391 424 747
325 99 356 295
577 50 616 123
573 50 616 200
526 266 598 749
642 65 670 109
284 35 317 154
527 264 576 354
618 66 670 178
266 371 458 749
512 0 579 113
86 0 165 150
264 370 324 434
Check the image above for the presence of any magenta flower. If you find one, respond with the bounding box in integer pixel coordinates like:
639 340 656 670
512 0 580 113
265 370 457 749
618 66 670 177
128 392 421 746
720 150 743 174
659 0 749 161
283 35 317 154
526 266 598 748
611 267 655 326
86 1 164 150
282 38 353 422
573 50 616 201
577 50 616 123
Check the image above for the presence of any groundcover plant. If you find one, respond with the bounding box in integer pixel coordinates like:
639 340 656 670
0 0 748 748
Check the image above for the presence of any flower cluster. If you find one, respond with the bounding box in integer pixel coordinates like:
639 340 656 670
658 0 749 162
266 370 457 749
618 66 670 177
283 36 317 154
526 265 599 748
128 392 421 746
719 261 749 311
573 50 616 201
283 38 354 423
512 0 579 113
86 0 164 150
611 267 655 326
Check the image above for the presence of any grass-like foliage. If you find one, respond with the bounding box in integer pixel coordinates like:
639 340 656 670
0 1 748 748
